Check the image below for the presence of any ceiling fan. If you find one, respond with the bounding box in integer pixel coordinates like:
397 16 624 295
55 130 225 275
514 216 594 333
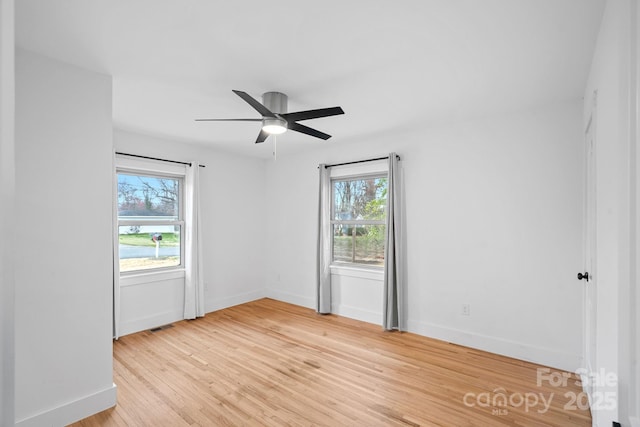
196 90 344 144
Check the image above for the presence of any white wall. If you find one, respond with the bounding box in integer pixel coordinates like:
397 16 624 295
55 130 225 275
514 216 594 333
0 0 15 425
266 100 584 372
14 50 115 426
584 0 639 425
114 129 267 334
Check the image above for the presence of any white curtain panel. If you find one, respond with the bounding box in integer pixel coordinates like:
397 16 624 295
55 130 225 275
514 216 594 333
317 164 332 314
184 162 205 319
112 153 121 339
383 153 404 330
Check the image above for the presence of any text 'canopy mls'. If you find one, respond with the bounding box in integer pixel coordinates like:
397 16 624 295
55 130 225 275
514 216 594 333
117 173 179 219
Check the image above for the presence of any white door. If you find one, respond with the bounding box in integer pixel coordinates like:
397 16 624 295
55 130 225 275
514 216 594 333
581 94 597 406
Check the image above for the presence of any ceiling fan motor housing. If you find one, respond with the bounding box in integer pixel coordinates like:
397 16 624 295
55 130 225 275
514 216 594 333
262 92 288 114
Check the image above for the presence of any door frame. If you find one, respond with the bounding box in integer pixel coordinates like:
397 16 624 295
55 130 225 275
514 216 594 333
632 2 640 423
582 90 598 410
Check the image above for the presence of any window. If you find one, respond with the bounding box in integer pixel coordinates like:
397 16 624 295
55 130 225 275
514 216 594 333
117 171 184 273
331 175 387 266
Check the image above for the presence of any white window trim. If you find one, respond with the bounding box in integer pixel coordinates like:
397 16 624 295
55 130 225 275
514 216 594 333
117 156 186 177
330 264 384 280
329 159 388 179
119 268 186 287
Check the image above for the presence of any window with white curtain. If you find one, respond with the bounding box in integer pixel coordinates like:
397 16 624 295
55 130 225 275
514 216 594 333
331 174 387 267
116 170 185 273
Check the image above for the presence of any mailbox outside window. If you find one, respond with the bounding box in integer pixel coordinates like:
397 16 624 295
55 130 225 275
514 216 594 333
151 233 163 242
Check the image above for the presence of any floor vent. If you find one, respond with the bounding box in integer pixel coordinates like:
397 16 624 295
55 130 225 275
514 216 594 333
150 324 174 333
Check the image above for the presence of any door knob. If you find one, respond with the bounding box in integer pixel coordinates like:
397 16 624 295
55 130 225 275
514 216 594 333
577 272 589 282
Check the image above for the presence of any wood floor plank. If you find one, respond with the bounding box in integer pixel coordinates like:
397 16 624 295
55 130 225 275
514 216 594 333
70 298 591 426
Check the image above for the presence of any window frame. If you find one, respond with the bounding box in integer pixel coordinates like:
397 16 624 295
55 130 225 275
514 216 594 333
330 172 387 269
116 167 185 275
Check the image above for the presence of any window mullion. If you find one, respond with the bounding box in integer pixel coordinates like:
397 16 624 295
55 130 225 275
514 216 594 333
331 220 386 225
118 219 180 226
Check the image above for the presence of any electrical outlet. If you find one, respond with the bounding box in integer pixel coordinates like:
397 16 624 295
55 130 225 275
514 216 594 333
462 304 470 316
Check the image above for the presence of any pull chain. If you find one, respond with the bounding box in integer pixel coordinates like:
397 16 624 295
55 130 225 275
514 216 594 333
273 135 277 161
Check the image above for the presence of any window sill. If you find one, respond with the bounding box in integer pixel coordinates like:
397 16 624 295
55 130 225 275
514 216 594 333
330 264 384 280
120 268 185 287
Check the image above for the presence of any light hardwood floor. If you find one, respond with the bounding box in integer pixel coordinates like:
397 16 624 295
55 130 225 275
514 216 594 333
71 298 591 426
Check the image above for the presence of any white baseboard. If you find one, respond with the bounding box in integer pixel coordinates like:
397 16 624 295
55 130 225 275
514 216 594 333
119 309 183 337
265 288 315 309
119 290 267 337
205 289 266 313
408 319 582 372
332 303 381 326
16 383 117 427
263 296 581 372
323 309 580 372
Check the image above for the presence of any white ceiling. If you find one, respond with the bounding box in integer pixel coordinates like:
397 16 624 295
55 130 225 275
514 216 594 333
16 0 605 158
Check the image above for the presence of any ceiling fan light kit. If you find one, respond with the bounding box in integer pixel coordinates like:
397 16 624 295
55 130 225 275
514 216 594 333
196 90 344 144
262 118 287 135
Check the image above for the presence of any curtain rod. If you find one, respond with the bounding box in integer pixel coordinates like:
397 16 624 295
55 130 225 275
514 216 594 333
321 155 400 169
115 152 206 168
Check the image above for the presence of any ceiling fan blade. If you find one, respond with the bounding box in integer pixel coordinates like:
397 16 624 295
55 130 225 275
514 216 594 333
255 129 269 144
280 106 344 122
195 118 262 122
288 122 332 140
232 90 275 118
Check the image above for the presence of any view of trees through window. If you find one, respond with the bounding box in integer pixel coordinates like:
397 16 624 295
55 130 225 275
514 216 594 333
117 172 182 272
332 175 387 266
118 174 179 218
